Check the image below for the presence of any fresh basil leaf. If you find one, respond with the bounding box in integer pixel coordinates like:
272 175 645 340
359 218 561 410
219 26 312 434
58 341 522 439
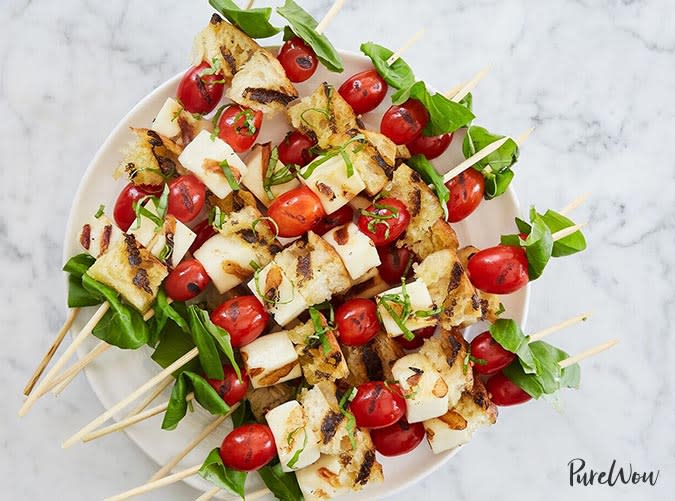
209 0 281 39
502 361 544 399
501 209 553 281
192 306 241 380
151 319 201 375
258 462 303 501
162 371 230 430
148 289 188 347
199 448 247 498
407 154 450 220
488 319 536 374
463 125 519 199
458 92 473 113
540 209 587 257
63 253 96 277
66 274 101 307
360 42 415 90
187 305 225 380
277 0 344 72
231 399 256 427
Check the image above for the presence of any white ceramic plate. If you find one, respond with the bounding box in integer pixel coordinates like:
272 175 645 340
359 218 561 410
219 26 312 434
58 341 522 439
63 49 529 499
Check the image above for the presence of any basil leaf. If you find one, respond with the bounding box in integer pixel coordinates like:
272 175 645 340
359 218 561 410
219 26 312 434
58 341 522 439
540 209 587 257
231 399 257 427
162 371 230 430
501 209 553 281
209 0 281 39
151 318 201 375
149 289 188 347
463 125 519 199
359 42 415 90
187 305 225 380
458 92 473 113
407 154 450 220
191 306 241 380
63 253 96 277
258 462 303 501
502 361 544 399
81 275 149 349
199 448 247 498
277 0 344 72
487 319 536 374
66 275 100 308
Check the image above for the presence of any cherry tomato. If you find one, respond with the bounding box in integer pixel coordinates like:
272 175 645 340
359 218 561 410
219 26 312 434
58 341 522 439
177 61 225 115
207 365 249 406
268 186 326 238
380 99 429 145
407 132 453 159
349 381 406 429
467 245 529 295
113 183 160 232
335 298 380 346
445 168 485 223
278 37 318 83
469 331 516 375
370 418 425 456
164 259 211 301
486 371 532 406
394 325 436 350
210 296 269 348
312 204 354 236
338 69 388 114
357 198 410 246
377 244 415 284
219 424 276 471
188 219 217 255
167 175 206 224
278 130 317 167
217 104 263 153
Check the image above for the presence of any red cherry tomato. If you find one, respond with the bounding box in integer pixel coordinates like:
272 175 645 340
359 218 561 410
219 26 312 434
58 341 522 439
469 331 516 375
380 99 429 145
338 69 388 114
164 259 211 301
268 186 326 238
113 183 160 232
278 37 318 83
177 62 225 115
445 169 485 223
312 204 354 236
219 424 276 471
486 371 532 406
167 175 206 224
335 298 380 346
467 245 529 294
357 198 410 246
394 325 436 350
188 219 217 255
407 133 453 160
210 296 269 348
349 381 406 429
217 104 263 153
278 130 317 167
370 418 425 456
377 244 415 284
207 365 250 406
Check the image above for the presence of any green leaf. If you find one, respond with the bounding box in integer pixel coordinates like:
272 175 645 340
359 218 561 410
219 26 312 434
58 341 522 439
151 317 201 375
359 42 415 90
191 306 241 380
230 400 257 427
63 253 96 277
258 462 304 501
502 361 544 399
540 209 587 257
501 209 554 281
407 154 450 220
149 289 188 347
187 306 225 380
162 371 230 430
277 0 344 72
488 319 536 374
458 92 473 113
64 254 101 307
209 0 281 39
199 448 248 498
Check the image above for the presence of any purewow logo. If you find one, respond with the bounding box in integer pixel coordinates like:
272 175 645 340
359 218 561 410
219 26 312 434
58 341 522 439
568 458 660 487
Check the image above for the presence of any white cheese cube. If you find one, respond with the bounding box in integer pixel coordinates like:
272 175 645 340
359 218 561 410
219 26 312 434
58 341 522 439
265 400 320 472
392 353 449 423
295 455 345 500
376 280 437 337
193 233 257 293
322 223 380 281
242 144 300 207
78 214 122 259
423 415 473 454
247 261 309 326
152 97 182 139
178 130 248 199
240 331 302 388
300 154 366 214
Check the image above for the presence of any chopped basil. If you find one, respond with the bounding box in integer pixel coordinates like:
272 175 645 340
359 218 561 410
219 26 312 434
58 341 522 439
338 387 357 449
199 447 248 498
360 42 415 90
171 106 184 122
210 104 228 140
209 206 225 230
376 279 416 341
263 146 295 200
307 304 335 355
286 427 308 469
219 159 240 191
209 0 281 39
94 204 105 219
233 107 257 136
408 154 450 220
161 371 231 430
359 198 399 241
252 217 279 239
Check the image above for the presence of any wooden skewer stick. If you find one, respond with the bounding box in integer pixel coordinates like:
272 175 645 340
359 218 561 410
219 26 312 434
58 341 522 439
528 313 592 342
23 308 81 396
559 339 619 369
552 223 585 241
82 399 173 443
315 0 345 34
105 464 203 501
196 486 221 501
559 192 591 216
449 66 491 103
244 0 255 10
386 29 425 65
125 375 174 418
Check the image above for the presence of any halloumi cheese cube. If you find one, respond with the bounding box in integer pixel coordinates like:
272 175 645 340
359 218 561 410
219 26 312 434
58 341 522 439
178 130 248 199
241 143 300 207
193 233 258 293
300 155 366 214
240 331 302 388
152 97 204 147
423 412 473 454
247 261 308 326
376 280 437 337
392 353 449 423
78 214 122 258
296 454 345 500
265 400 320 472
322 223 380 281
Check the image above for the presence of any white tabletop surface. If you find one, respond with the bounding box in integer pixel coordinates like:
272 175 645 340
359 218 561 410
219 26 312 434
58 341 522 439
2 0 673 500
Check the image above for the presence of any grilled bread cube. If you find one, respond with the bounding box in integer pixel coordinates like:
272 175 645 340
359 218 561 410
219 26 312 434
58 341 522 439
152 97 206 147
342 332 405 387
86 234 168 313
339 428 383 491
240 331 302 388
178 130 248 199
247 383 296 422
206 189 258 217
242 143 300 207
300 154 366 215
248 261 309 326
266 400 321 472
322 223 380 281
392 353 449 423
216 205 280 264
287 320 349 385
376 280 437 337
343 269 391 299
457 246 502 323
113 128 183 187
299 382 349 455
227 49 298 115
359 129 397 167
78 214 122 259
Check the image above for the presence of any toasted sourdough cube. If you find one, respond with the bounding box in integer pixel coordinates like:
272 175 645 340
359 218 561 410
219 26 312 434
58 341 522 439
424 375 498 454
266 400 321 472
322 223 380 281
286 319 349 385
376 280 437 337
78 214 122 259
86 234 168 313
152 97 206 147
300 154 366 215
299 382 349 455
247 261 308 326
247 383 295 422
113 128 183 187
457 246 502 323
240 331 302 388
343 269 391 300
206 189 258 214
342 332 405 387
392 353 449 423
227 49 298 115
242 143 300 207
178 130 248 199
359 129 397 167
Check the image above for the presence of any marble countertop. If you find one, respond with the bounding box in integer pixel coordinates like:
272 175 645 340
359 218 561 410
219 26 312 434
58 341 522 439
2 0 673 499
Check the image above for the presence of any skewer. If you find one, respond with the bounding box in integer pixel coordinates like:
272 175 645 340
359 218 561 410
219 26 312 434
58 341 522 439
449 66 491 103
559 192 591 216
314 0 345 35
126 375 174 418
528 313 591 342
558 339 619 369
104 464 203 501
196 487 221 501
244 0 255 9
23 307 81 396
386 29 425 65
551 223 585 241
